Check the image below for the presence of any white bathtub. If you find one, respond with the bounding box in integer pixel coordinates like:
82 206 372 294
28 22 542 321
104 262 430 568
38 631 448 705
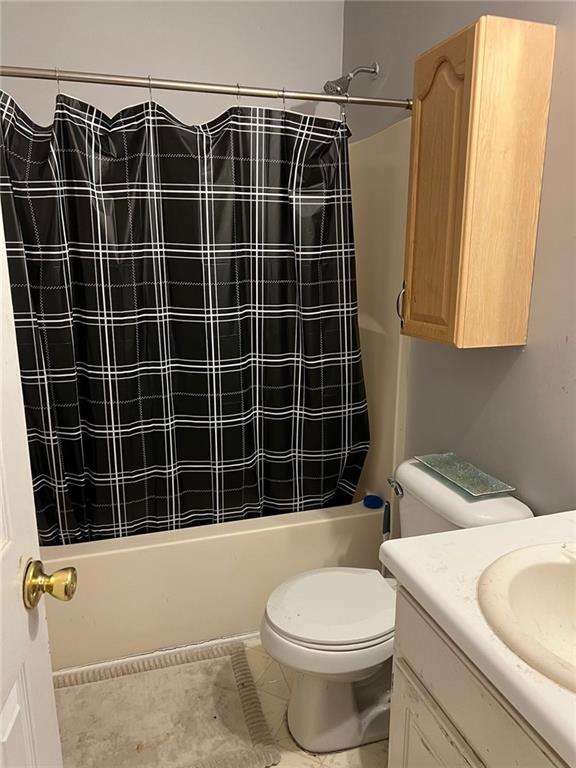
41 503 383 670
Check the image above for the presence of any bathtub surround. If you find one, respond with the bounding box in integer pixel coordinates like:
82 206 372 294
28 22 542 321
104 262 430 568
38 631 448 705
42 503 382 669
348 121 411 518
54 641 280 768
1 92 368 544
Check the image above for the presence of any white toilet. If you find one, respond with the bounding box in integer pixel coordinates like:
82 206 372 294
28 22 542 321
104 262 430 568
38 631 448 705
260 459 533 753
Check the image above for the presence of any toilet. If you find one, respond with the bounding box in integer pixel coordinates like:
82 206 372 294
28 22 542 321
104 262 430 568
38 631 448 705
260 459 533 753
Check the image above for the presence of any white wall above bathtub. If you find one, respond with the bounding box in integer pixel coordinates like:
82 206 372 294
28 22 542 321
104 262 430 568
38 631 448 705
349 119 411 522
0 1 345 126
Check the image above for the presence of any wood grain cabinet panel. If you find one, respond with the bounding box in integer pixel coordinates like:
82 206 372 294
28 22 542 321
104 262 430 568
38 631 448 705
401 16 555 348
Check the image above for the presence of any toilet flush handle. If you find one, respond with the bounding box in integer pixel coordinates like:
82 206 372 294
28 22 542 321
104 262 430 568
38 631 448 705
387 477 404 498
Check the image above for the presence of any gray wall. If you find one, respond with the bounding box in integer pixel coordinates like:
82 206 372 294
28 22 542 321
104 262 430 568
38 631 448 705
0 1 344 125
343 2 576 515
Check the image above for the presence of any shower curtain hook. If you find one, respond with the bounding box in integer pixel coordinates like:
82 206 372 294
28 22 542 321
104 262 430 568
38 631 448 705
148 75 153 104
282 87 286 111
340 93 350 125
236 83 241 106
55 67 61 95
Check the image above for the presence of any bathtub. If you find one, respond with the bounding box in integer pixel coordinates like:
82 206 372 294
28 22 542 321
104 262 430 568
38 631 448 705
41 503 383 670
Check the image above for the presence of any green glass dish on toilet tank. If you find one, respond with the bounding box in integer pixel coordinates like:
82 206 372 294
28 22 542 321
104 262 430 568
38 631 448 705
414 453 516 497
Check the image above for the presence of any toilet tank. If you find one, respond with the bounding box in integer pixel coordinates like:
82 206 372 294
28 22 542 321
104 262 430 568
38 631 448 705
395 459 533 537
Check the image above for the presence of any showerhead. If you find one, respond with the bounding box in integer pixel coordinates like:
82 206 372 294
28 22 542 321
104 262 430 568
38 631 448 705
324 75 352 97
323 63 379 98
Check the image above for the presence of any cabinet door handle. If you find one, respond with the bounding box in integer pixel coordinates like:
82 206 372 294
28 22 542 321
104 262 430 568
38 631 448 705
396 283 406 327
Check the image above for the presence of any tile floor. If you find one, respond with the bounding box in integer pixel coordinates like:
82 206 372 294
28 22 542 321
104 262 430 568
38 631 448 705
246 637 389 768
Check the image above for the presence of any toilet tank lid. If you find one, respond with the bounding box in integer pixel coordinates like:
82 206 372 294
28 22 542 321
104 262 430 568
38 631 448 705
395 460 533 528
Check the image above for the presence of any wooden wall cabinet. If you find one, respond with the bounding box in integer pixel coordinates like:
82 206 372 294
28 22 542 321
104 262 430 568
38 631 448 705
401 16 555 348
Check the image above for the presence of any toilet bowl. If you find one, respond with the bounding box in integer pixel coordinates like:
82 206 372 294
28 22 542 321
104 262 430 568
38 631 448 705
260 567 396 752
261 460 534 753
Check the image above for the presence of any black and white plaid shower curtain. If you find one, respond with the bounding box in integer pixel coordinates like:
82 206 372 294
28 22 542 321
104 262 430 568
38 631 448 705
0 91 369 545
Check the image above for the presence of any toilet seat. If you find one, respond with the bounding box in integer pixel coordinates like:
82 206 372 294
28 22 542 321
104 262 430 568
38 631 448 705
268 623 394 652
264 568 396 650
261 612 395 677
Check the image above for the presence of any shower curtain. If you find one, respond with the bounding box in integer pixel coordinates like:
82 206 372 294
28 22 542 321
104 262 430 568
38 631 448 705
0 91 369 545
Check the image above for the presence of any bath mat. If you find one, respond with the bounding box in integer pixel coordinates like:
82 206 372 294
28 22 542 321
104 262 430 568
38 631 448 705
54 641 281 768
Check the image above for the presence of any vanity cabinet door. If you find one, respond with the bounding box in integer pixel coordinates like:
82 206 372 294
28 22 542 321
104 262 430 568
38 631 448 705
389 658 485 768
392 589 569 767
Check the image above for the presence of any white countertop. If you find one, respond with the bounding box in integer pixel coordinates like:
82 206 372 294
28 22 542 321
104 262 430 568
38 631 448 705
379 510 576 767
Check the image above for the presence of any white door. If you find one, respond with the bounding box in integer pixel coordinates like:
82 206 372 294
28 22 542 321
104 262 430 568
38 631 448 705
0 213 63 767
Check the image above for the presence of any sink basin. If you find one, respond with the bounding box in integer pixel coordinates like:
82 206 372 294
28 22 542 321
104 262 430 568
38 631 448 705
478 542 576 692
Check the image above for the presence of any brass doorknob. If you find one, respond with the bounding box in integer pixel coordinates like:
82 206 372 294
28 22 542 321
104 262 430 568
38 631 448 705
23 559 77 609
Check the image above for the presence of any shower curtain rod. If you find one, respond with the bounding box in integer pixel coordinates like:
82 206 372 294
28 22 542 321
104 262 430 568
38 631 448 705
0 66 413 110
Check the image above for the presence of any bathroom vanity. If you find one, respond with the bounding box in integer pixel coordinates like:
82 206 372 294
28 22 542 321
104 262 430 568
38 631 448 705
380 511 576 768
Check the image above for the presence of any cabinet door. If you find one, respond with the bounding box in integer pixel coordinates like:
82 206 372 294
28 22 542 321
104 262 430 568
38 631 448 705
401 17 554 348
388 659 485 768
402 24 476 344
